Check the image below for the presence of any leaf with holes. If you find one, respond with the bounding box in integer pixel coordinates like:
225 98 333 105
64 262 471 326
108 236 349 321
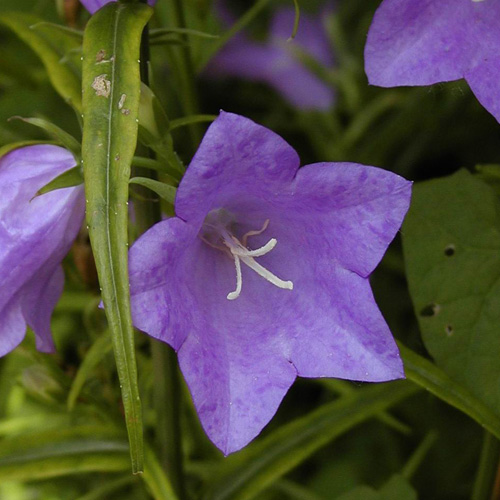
403 169 500 415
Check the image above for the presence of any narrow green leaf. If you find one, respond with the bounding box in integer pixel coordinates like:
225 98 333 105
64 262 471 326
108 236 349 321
8 116 81 159
335 474 417 500
75 476 135 500
0 13 82 111
399 343 500 439
197 0 274 72
35 165 82 196
204 381 418 500
289 0 300 40
402 170 500 414
67 331 113 411
150 27 219 40
169 114 217 131
82 2 153 473
129 177 176 205
318 378 412 434
0 426 128 481
143 446 180 500
472 432 500 500
31 21 84 42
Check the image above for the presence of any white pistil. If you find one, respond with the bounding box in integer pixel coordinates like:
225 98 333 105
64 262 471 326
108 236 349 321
223 227 293 300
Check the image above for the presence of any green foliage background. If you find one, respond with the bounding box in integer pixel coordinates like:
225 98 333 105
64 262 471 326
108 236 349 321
0 0 499 499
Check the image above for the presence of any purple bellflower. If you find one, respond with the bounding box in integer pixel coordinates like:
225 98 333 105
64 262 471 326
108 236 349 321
80 0 156 15
365 0 500 122
0 145 85 356
129 112 412 454
206 6 335 110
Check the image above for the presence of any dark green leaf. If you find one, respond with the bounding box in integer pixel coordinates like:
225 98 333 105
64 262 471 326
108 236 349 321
402 170 500 415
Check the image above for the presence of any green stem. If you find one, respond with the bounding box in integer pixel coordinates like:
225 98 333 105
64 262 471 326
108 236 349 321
134 10 187 499
472 432 500 500
157 0 202 150
197 0 274 72
401 431 438 480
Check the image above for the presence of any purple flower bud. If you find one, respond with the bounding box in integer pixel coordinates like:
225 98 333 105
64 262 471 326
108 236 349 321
206 6 336 110
365 0 500 122
80 0 156 15
129 112 412 454
0 145 85 356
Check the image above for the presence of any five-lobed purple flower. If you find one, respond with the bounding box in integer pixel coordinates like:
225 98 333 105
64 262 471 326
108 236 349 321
365 0 500 123
206 6 335 110
129 111 412 454
0 145 85 356
80 0 156 15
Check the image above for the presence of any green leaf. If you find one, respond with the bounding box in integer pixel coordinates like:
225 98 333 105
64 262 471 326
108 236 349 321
399 343 500 440
67 331 113 411
8 116 81 159
150 27 219 40
169 114 217 131
129 177 176 205
82 2 153 473
75 476 135 500
0 426 129 482
31 21 83 42
204 381 418 500
143 446 179 500
475 164 500 195
0 13 82 111
335 475 417 500
35 165 82 196
402 170 500 415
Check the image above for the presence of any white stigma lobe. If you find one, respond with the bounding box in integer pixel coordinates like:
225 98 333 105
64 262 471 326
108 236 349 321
222 220 293 300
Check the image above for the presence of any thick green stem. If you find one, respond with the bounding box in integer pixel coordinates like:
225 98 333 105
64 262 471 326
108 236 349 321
134 10 187 498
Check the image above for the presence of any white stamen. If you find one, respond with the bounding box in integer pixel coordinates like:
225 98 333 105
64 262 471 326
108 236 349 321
231 236 277 257
240 254 293 291
227 255 243 300
242 219 270 247
222 227 293 299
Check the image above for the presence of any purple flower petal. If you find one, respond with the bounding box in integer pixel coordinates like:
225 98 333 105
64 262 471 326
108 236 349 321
365 0 500 122
129 112 411 453
0 145 85 355
81 0 156 15
206 6 335 110
175 111 300 226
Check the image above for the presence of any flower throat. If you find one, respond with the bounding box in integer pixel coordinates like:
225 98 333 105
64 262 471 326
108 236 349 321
200 210 293 300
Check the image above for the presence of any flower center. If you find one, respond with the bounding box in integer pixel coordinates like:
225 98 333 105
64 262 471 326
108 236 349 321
200 211 293 300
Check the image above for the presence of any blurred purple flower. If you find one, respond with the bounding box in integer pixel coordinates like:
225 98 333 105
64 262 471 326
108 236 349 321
81 0 156 15
206 6 335 110
129 111 411 454
0 145 85 356
365 0 500 122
